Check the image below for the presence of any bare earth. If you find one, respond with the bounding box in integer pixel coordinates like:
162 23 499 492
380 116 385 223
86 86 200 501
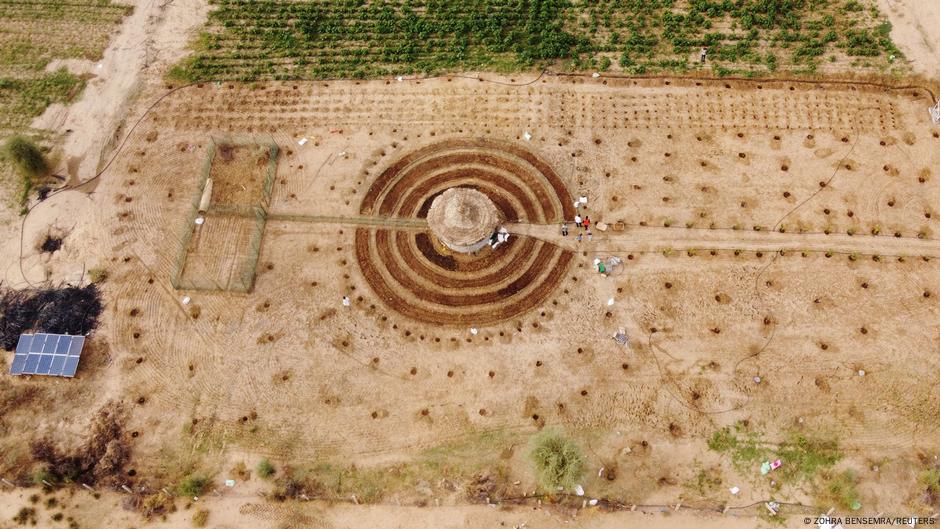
877 0 940 77
3 73 940 528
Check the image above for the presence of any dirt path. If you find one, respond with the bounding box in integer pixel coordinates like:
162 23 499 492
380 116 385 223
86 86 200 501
265 213 940 258
31 0 209 181
0 489 771 529
876 0 940 79
512 223 940 258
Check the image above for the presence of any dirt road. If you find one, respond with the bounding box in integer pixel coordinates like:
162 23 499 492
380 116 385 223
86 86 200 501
877 0 940 78
513 223 940 258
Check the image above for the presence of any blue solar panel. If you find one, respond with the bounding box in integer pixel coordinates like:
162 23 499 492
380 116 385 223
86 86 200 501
28 334 46 353
8 333 85 377
10 354 27 375
50 355 66 376
15 335 32 355
68 336 84 356
37 354 53 373
62 356 80 377
23 353 41 373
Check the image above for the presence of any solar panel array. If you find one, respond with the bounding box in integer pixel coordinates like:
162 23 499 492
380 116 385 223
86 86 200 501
9 333 85 377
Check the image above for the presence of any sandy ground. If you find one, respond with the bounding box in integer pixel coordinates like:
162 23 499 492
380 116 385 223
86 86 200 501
0 488 777 529
877 0 940 79
2 74 939 529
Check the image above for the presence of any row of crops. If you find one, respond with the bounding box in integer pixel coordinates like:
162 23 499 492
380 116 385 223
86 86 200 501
171 0 905 82
0 0 131 136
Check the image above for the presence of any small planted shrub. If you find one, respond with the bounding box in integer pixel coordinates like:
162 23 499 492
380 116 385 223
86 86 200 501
529 429 585 491
257 458 275 479
178 475 209 497
192 508 209 527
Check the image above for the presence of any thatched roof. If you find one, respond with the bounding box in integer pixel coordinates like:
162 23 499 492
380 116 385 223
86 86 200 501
427 188 500 249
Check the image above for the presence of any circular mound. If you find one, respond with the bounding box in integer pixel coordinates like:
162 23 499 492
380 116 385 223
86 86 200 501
426 187 500 253
356 139 575 325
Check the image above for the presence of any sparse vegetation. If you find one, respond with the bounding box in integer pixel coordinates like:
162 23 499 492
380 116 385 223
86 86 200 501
920 466 940 506
529 429 585 491
708 423 842 483
816 469 861 510
138 491 175 519
29 404 129 486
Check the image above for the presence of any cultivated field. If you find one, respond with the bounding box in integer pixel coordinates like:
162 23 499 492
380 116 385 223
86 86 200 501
172 0 906 81
3 72 940 528
0 0 131 136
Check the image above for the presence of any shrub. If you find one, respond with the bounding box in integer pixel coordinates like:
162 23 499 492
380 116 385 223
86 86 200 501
13 507 36 525
88 267 108 284
529 429 584 491
257 458 275 479
192 509 209 527
3 135 48 209
29 467 54 486
3 136 47 179
178 475 209 497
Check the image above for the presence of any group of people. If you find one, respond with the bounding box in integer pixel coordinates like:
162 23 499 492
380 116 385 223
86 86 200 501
490 226 510 249
561 213 592 242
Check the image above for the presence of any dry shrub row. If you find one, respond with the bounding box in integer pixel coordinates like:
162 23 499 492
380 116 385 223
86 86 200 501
29 403 130 487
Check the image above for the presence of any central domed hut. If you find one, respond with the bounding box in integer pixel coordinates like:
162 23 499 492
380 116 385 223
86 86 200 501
426 188 501 253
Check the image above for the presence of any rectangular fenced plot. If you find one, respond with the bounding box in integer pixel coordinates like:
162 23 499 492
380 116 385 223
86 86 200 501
208 143 277 211
175 213 264 292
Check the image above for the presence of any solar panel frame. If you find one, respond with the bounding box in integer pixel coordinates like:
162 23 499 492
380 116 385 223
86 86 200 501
8 333 85 377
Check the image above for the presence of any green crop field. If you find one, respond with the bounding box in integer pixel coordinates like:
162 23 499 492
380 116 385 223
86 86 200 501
171 0 906 82
0 0 131 137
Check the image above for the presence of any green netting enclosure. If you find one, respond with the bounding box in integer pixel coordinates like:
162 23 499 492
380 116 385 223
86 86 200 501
170 136 278 293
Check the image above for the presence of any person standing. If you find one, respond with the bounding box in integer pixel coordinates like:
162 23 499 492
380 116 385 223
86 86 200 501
583 216 591 230
700 46 707 64
574 214 582 228
561 222 568 236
